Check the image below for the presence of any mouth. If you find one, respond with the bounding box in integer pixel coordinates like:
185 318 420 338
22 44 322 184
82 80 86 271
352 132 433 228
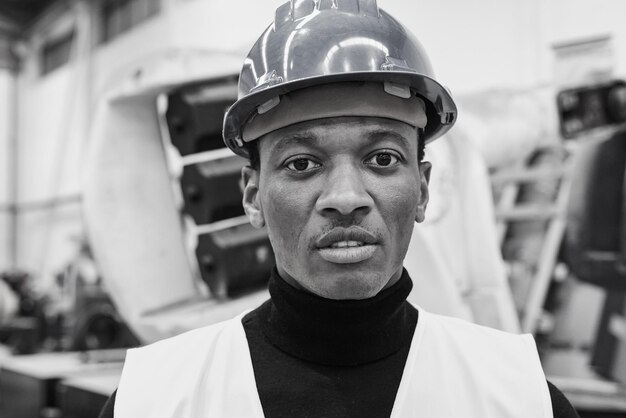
328 240 366 248
315 227 379 264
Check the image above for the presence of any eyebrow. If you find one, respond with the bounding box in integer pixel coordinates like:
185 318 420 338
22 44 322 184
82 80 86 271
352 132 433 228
269 132 319 155
366 129 412 149
268 127 413 155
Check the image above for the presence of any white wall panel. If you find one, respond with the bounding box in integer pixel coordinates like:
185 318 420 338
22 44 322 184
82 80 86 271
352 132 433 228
383 0 544 93
92 12 172 96
546 0 626 77
17 67 86 203
16 203 83 287
167 0 283 54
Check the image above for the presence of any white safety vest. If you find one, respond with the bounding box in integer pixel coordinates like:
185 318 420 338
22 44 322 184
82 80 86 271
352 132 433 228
115 307 553 417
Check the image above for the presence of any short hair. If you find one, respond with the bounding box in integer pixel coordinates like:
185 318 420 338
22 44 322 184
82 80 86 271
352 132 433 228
245 128 426 170
246 140 261 171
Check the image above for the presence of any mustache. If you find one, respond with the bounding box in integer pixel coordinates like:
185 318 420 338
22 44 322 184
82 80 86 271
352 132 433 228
315 225 380 249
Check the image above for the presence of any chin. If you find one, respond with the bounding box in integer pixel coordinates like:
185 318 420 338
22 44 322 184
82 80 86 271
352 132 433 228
312 272 386 300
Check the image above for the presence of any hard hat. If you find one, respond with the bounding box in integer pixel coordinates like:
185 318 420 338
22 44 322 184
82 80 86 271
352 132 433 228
223 0 457 158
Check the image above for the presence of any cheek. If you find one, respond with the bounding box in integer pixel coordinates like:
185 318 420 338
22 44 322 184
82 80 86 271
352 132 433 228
376 176 421 245
260 182 312 256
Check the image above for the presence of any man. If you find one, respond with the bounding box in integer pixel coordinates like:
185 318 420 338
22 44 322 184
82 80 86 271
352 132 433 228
101 1 578 416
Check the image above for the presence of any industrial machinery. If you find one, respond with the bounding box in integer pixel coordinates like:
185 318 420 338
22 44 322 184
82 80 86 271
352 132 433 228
557 80 626 139
558 79 626 383
83 50 272 343
164 83 274 298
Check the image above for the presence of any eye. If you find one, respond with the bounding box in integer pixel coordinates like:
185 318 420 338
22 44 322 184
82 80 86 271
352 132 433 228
364 152 400 167
285 158 321 172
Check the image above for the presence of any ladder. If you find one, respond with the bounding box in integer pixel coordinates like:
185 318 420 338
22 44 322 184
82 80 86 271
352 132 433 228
492 143 575 334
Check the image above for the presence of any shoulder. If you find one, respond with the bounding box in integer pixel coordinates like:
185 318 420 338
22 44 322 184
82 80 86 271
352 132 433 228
404 309 554 416
548 381 580 418
114 315 250 416
128 316 236 359
417 308 548 390
421 308 534 348
119 314 246 391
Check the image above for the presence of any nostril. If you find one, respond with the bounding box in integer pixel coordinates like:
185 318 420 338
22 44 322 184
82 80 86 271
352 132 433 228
317 198 373 217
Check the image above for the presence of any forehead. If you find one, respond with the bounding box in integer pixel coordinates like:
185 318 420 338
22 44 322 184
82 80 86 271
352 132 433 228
259 117 417 155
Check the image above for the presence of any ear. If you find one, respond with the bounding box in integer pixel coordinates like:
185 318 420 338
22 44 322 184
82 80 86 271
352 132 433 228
415 161 431 223
241 166 265 228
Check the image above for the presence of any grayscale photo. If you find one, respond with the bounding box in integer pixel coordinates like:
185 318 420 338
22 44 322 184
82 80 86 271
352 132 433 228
0 0 624 417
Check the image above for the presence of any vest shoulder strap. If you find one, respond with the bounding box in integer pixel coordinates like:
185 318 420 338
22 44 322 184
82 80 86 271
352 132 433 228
393 309 553 417
115 314 264 417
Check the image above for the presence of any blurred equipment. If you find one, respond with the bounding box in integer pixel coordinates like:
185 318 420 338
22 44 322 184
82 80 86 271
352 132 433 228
531 79 626 416
0 351 122 418
540 126 626 417
565 131 626 290
557 80 626 138
406 132 521 334
83 49 271 344
406 85 568 335
564 130 626 383
165 84 274 298
0 275 18 325
491 79 626 335
0 270 46 354
57 368 122 418
0 242 138 355
495 144 574 334
45 240 139 352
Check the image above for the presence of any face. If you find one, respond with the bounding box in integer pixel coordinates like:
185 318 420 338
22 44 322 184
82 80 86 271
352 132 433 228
242 116 431 300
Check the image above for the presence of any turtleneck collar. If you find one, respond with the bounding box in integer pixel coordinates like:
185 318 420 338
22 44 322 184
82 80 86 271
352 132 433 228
258 268 417 366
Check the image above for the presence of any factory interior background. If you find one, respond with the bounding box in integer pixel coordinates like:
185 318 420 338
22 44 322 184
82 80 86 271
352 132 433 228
0 0 626 416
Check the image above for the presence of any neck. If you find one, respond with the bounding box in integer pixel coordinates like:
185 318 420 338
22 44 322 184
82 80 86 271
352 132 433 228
259 268 417 366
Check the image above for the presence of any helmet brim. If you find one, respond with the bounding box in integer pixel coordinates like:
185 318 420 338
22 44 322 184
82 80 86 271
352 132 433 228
223 71 457 158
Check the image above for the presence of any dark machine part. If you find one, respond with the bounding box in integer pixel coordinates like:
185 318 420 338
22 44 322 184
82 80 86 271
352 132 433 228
180 158 246 225
563 132 626 380
186 155 275 296
0 270 47 354
196 224 275 299
557 80 626 138
167 81 247 225
70 294 139 351
57 380 110 418
51 255 140 352
0 368 59 418
166 79 237 156
0 265 138 354
165 81 245 225
166 82 275 297
590 291 626 379
1 269 42 319
565 132 626 290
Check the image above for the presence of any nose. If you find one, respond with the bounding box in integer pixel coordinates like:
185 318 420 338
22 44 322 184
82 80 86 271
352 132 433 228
315 161 373 217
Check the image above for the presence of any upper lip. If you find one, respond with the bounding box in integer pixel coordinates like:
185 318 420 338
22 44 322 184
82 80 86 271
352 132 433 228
315 226 379 249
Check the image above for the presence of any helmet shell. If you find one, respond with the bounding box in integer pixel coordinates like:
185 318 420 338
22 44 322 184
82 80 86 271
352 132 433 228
223 0 457 157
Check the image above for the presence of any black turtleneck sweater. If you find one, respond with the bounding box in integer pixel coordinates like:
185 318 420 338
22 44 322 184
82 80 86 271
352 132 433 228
99 269 578 417
242 268 418 417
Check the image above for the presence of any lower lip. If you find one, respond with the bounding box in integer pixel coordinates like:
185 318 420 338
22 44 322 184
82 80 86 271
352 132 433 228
317 245 377 264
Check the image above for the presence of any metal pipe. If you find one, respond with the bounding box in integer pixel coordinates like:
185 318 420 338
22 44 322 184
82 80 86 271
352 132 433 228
7 64 18 268
0 194 82 213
